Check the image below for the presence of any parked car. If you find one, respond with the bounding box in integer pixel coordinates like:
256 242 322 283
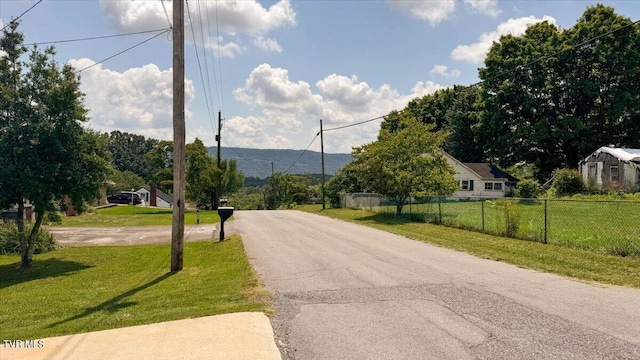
107 192 142 205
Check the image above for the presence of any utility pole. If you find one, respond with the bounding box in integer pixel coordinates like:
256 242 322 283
320 119 326 209
171 0 185 272
215 110 222 210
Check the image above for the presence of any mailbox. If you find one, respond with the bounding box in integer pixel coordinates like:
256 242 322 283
217 207 234 241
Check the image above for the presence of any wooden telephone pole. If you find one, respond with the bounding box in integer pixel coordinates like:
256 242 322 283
171 0 185 272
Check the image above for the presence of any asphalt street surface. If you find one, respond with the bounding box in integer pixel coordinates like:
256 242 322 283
236 210 640 360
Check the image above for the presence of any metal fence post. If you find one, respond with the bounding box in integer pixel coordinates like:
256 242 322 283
544 199 548 244
481 198 485 232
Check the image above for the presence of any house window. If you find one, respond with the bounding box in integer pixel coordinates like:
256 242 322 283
588 163 598 180
461 180 469 190
484 183 493 190
494 183 503 191
610 165 619 182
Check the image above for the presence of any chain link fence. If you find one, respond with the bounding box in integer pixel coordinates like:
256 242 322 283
343 193 640 258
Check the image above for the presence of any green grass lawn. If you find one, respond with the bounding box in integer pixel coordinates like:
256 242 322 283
367 199 640 257
296 204 640 288
57 205 222 227
0 236 270 339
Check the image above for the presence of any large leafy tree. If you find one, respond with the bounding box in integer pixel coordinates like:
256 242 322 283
381 85 484 162
219 158 244 199
146 140 174 194
108 130 158 180
0 23 111 267
353 115 458 215
479 5 640 181
185 138 219 207
265 173 311 209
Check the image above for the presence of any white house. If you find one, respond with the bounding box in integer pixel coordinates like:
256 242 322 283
442 152 518 199
579 146 640 190
137 186 173 208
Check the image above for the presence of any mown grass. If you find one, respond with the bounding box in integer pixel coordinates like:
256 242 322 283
0 236 270 339
296 205 640 288
366 199 640 257
57 205 222 227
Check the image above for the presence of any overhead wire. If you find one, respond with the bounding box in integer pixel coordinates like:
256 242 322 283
159 0 172 29
185 0 215 135
221 138 272 178
214 0 225 114
283 133 319 175
0 0 43 32
25 28 171 46
74 28 171 73
322 18 640 134
195 0 218 137
204 0 222 111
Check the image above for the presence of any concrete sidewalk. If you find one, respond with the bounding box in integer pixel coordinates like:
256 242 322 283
1 313 281 360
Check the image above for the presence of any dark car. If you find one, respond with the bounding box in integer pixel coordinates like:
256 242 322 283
107 192 142 205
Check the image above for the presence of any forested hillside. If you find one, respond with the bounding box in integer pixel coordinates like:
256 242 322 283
210 147 353 179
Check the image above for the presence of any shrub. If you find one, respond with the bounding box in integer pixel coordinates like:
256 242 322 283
0 223 60 255
514 179 543 198
551 169 585 196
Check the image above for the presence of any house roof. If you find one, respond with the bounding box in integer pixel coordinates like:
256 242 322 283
139 186 173 204
462 163 519 182
590 147 640 163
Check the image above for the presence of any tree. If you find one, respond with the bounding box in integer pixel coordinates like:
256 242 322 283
107 130 158 181
265 173 311 209
185 138 218 207
325 162 362 208
380 86 484 162
107 168 147 195
219 158 244 199
146 140 174 194
479 5 640 181
353 115 458 215
0 23 111 267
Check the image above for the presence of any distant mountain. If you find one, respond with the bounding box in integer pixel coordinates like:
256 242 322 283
207 147 353 179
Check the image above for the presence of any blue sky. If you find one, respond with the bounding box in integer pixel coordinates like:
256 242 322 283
1 0 639 153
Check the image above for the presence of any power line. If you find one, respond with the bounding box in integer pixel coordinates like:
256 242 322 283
185 0 215 134
74 29 171 73
0 0 43 33
25 28 171 46
214 0 225 114
323 18 640 133
283 133 319 175
204 0 222 111
472 18 640 87
159 0 172 29
195 0 217 137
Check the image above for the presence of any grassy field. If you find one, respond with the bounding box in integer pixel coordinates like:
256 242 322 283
56 205 222 227
0 236 270 339
365 199 640 257
296 204 640 288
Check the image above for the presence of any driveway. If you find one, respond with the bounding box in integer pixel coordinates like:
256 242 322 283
50 224 220 246
235 210 640 360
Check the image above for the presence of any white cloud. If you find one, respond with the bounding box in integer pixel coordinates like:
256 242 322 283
228 63 445 152
430 64 461 78
99 0 295 54
387 0 455 26
463 0 501 17
253 36 282 53
68 58 195 140
451 15 557 63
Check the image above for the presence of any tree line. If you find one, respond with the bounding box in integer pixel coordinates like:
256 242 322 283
382 5 639 182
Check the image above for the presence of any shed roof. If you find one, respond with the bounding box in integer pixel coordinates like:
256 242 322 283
463 163 519 182
591 147 640 163
139 186 173 204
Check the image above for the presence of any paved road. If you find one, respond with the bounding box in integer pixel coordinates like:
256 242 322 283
236 210 640 360
51 224 218 246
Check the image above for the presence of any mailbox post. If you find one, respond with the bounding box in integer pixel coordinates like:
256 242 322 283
217 207 234 241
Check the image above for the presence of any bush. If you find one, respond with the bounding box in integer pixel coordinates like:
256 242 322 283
514 179 543 198
0 223 60 255
551 169 585 196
